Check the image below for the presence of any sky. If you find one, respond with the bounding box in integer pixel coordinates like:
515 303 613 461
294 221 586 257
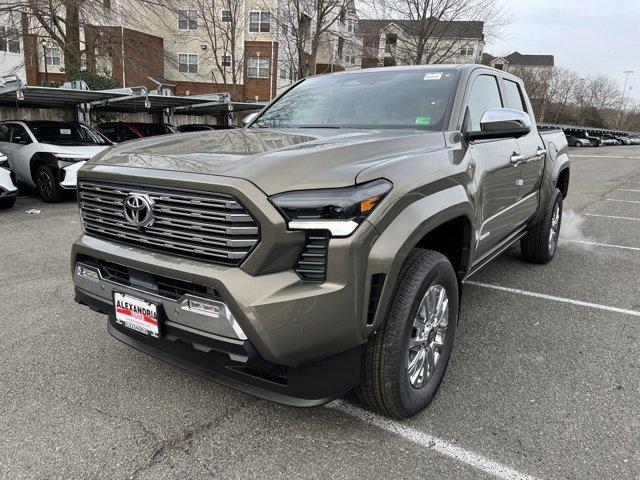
490 0 640 100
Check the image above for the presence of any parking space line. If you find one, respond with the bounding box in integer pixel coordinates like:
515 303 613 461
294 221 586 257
584 213 640 221
618 189 640 193
465 281 640 317
607 198 640 204
561 239 640 251
328 401 537 480
570 155 640 160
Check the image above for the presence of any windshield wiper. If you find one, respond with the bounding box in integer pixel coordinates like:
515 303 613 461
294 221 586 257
294 125 343 129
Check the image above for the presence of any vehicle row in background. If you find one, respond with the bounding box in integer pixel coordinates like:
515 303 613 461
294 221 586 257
566 131 640 147
0 119 229 202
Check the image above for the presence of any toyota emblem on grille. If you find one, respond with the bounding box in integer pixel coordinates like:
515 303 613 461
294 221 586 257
122 193 154 228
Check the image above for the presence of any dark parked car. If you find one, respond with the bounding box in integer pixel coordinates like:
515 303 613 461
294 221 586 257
614 136 632 145
176 124 234 133
96 122 176 143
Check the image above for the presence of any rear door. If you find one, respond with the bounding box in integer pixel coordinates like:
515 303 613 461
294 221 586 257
465 73 521 260
502 77 545 226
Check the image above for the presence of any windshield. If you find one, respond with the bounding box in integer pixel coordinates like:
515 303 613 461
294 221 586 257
136 124 175 137
29 122 111 146
252 69 460 130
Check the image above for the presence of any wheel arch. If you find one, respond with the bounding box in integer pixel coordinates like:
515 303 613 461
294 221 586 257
29 152 57 184
363 186 475 333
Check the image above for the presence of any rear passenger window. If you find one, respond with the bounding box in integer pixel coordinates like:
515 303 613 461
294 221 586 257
466 75 502 132
503 79 527 112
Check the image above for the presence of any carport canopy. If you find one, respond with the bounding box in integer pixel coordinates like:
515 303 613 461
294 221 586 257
0 81 126 110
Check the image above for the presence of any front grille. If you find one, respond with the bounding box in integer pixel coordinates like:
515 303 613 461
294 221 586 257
78 180 260 265
295 232 329 281
78 255 212 301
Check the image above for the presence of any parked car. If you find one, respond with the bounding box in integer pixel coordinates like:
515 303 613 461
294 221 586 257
565 134 589 147
72 65 570 419
573 132 602 147
0 151 18 209
613 136 632 145
629 137 640 145
176 124 234 133
599 134 621 146
96 122 176 143
0 121 111 202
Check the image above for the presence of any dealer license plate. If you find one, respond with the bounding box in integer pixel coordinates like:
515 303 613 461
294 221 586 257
113 292 160 338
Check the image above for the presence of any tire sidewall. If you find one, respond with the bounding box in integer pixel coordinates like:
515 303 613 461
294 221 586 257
36 165 59 202
395 259 458 416
547 191 563 260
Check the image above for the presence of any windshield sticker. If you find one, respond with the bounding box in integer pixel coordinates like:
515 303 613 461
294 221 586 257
423 72 443 81
415 116 431 126
59 129 71 135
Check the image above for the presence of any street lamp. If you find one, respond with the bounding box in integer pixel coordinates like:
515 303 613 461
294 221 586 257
41 39 49 86
617 70 634 128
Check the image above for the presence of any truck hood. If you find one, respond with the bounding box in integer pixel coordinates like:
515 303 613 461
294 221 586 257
89 128 447 195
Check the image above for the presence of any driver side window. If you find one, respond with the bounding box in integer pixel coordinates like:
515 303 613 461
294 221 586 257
466 75 503 132
11 124 31 145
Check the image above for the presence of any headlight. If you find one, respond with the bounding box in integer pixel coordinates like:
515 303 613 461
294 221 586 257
270 179 392 237
53 153 89 165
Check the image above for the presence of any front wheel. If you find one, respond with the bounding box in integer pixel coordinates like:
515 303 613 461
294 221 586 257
575 141 583 147
354 250 458 419
521 188 563 264
35 165 64 203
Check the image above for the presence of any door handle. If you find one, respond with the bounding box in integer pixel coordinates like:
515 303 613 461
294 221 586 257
536 147 547 157
510 154 524 166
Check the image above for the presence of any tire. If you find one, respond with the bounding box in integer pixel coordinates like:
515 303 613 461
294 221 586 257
575 141 583 147
35 165 64 203
0 196 16 209
521 188 563 264
354 249 459 419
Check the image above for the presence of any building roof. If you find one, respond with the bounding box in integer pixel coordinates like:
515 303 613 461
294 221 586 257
358 18 484 40
483 51 555 67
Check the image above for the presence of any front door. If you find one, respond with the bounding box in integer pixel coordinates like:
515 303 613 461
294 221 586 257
465 74 521 261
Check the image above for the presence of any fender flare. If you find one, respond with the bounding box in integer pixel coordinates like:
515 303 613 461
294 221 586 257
363 185 475 332
29 152 59 185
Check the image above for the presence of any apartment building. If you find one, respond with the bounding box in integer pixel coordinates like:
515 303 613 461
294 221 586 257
6 0 356 102
358 19 484 68
482 51 555 72
0 13 26 81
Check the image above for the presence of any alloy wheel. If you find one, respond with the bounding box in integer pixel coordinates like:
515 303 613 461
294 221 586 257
548 202 561 255
407 284 449 389
37 170 53 200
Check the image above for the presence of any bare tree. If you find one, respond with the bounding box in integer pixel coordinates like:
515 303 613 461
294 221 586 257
368 0 511 65
267 0 349 79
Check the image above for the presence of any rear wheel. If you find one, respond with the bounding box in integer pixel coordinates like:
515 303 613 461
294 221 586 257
575 141 583 147
35 165 64 203
0 195 16 209
521 188 563 264
355 250 458 419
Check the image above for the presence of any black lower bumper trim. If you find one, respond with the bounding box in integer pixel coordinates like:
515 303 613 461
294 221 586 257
75 287 362 407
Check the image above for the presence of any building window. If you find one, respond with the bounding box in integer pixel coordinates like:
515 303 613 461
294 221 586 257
281 25 288 36
347 19 356 34
103 0 111 9
45 47 61 66
0 26 21 54
220 10 232 22
179 53 198 73
249 11 270 33
247 57 269 78
221 54 231 67
460 46 474 56
178 10 198 30
337 37 344 60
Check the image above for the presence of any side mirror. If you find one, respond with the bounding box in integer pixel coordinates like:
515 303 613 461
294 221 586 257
243 112 259 126
467 108 532 141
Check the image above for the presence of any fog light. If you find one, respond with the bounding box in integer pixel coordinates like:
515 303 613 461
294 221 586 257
179 295 247 340
77 264 100 282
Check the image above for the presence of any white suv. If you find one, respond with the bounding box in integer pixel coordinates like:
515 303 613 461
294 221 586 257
0 121 111 202
0 151 18 209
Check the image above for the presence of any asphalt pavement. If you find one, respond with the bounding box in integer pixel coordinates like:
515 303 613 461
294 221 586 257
1 145 639 479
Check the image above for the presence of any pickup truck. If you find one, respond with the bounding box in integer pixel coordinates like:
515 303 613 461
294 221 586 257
71 65 570 419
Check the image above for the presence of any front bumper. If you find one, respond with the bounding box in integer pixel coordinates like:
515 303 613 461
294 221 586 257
60 161 86 189
75 287 361 406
